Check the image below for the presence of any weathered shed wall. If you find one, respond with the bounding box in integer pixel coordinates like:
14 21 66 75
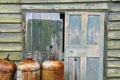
107 2 120 80
0 1 22 60
0 0 119 80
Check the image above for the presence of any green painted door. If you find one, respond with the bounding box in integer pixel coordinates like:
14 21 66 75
64 12 105 80
25 18 63 61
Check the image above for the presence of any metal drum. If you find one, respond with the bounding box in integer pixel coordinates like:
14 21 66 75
42 59 64 80
0 54 16 80
17 54 41 80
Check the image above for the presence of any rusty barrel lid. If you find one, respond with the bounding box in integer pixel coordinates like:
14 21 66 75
17 59 40 71
42 60 64 71
0 59 16 72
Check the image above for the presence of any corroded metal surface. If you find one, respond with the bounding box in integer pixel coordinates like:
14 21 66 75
17 58 40 80
42 60 64 80
17 70 40 80
0 59 16 80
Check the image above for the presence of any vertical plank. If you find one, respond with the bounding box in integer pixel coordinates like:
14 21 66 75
81 57 86 80
75 57 81 80
25 19 33 53
81 14 88 45
69 57 75 80
64 51 69 80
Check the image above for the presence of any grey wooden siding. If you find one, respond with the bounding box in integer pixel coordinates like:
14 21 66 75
0 0 119 80
107 2 120 80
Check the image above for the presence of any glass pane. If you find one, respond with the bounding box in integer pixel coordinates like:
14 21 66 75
69 15 82 46
86 58 99 80
87 15 100 45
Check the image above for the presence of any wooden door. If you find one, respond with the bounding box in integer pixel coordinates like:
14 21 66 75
64 12 105 80
25 13 63 61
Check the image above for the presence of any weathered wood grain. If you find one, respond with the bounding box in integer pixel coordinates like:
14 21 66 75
108 31 120 39
0 43 22 51
0 52 22 60
20 0 109 3
110 3 120 12
111 0 120 1
107 57 120 61
107 78 120 80
108 50 120 58
0 33 22 42
69 58 75 80
107 68 120 77
108 22 120 30
108 40 120 49
0 24 21 32
107 61 120 67
0 14 21 23
109 13 120 21
0 0 19 3
0 5 21 13
22 3 108 10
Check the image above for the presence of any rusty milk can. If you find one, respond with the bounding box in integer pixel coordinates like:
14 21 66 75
0 54 17 80
17 53 41 80
42 53 64 80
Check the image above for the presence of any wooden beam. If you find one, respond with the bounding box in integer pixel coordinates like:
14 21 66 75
22 3 109 10
0 52 22 60
110 3 120 12
107 68 120 77
0 14 21 23
0 43 22 51
108 40 120 49
20 0 109 3
0 24 21 33
108 50 120 58
0 5 21 13
109 12 120 21
108 22 120 30
0 33 22 42
108 31 120 39
0 0 19 3
108 61 120 67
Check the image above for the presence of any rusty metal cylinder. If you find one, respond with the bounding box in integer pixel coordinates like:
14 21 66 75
17 54 41 80
42 59 64 80
0 55 16 80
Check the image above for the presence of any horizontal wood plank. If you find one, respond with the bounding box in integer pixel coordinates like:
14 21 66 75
112 0 120 1
110 3 120 11
22 3 109 10
0 0 19 3
0 33 22 42
0 5 21 13
108 40 120 49
0 43 22 51
0 52 22 60
108 50 120 58
107 61 120 67
108 31 120 39
107 57 120 61
109 13 120 21
107 78 120 80
0 24 21 32
107 68 120 77
0 14 21 23
20 0 109 3
108 22 120 30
